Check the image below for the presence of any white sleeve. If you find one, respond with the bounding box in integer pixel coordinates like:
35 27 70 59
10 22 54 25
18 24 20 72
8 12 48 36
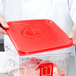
0 0 3 14
70 0 76 24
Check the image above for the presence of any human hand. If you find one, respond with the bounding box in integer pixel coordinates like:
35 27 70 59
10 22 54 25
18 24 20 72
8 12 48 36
69 24 76 46
0 14 9 34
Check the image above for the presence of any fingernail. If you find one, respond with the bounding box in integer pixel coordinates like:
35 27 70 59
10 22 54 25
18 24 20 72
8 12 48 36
74 40 76 42
69 33 74 38
5 24 9 28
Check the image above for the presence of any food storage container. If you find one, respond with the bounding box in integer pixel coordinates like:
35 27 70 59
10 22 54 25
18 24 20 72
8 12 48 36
7 51 71 76
4 19 73 76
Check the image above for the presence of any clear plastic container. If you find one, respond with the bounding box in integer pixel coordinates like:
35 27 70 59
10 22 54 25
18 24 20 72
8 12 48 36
7 50 71 76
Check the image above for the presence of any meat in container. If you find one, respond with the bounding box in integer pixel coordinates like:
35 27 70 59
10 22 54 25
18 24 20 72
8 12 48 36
4 19 73 76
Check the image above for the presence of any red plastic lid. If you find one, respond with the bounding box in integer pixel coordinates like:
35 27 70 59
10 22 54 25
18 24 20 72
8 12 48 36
5 19 73 56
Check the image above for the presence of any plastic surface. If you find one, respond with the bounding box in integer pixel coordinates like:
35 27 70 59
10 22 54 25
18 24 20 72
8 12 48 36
5 19 73 56
8 52 70 76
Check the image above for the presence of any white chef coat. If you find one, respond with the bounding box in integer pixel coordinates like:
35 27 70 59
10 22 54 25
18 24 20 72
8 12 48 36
0 0 76 73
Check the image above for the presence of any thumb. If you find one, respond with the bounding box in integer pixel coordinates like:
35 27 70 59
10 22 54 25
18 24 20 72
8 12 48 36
69 31 75 38
69 25 76 38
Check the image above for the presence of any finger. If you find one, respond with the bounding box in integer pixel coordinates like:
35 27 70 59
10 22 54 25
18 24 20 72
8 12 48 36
0 27 6 34
0 14 9 28
73 40 76 46
69 25 76 38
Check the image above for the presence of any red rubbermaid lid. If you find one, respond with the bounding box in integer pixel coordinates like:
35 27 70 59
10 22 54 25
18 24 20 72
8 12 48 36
5 19 73 56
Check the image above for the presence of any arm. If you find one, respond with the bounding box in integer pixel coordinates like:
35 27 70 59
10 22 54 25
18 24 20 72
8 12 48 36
69 0 76 46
